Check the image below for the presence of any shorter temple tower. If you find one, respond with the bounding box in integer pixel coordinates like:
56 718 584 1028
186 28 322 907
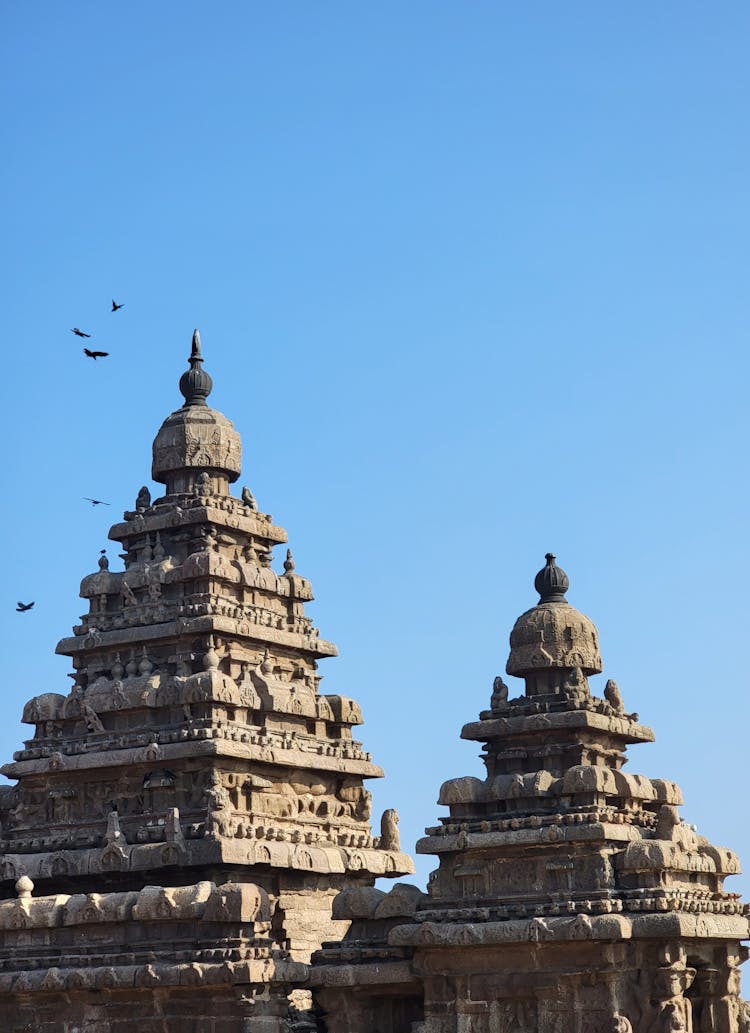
312 555 749 1033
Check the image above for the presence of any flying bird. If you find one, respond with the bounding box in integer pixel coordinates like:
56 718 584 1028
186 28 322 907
16 601 34 612
111 299 124 312
71 328 91 338
84 498 110 506
83 348 109 360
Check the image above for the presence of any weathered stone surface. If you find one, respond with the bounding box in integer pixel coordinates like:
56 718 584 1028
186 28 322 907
0 876 307 1031
0 333 413 1030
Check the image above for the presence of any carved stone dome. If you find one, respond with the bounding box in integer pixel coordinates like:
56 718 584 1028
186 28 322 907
506 555 602 677
151 330 242 493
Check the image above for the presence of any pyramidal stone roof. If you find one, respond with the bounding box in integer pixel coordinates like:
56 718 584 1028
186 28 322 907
0 331 412 959
310 555 749 1033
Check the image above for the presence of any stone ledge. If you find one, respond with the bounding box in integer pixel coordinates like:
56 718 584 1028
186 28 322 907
2 737 384 778
0 957 309 996
388 911 750 947
461 709 655 743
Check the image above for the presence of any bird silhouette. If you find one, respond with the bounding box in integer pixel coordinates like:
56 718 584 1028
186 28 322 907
71 328 91 338
111 299 124 312
83 348 109 359
16 601 34 612
84 498 110 506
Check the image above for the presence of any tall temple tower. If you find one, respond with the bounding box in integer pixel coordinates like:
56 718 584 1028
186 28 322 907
311 555 749 1033
0 333 412 1031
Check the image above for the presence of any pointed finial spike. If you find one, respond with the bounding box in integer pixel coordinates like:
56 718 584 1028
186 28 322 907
179 328 213 406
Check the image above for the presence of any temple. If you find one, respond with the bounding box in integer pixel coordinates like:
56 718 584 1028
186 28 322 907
0 332 411 1030
311 555 749 1032
0 334 747 1032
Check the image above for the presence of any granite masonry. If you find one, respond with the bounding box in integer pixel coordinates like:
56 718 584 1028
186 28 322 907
311 555 749 1032
0 333 411 1031
0 334 746 1032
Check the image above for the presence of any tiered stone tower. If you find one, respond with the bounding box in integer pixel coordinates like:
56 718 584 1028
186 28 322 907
0 332 411 1031
312 555 749 1033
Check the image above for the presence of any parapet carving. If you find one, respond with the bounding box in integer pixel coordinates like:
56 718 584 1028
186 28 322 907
0 877 270 930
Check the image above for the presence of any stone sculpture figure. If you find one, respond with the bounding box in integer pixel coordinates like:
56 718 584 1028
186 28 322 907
241 485 257 510
658 1003 688 1032
604 678 625 714
81 701 104 733
355 788 372 822
379 808 400 851
204 771 232 835
136 485 151 511
564 665 589 701
491 675 509 707
655 805 681 842
699 965 750 1033
195 471 212 497
651 964 695 1033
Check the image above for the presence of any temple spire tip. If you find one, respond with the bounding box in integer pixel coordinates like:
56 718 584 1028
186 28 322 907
179 328 212 406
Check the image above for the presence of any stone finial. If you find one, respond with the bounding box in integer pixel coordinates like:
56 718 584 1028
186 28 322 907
98 549 109 571
178 329 213 407
534 553 570 603
202 636 219 671
259 648 273 676
138 647 153 676
152 330 241 492
284 549 295 573
507 553 603 680
15 875 33 900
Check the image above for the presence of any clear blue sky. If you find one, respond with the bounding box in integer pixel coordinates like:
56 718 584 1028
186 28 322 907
2 4 749 901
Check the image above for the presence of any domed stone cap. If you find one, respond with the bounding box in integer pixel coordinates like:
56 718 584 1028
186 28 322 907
151 331 242 490
506 554 602 677
534 553 570 602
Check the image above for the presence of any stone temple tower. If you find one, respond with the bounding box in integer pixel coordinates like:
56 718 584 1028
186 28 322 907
0 332 412 1030
311 554 749 1033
